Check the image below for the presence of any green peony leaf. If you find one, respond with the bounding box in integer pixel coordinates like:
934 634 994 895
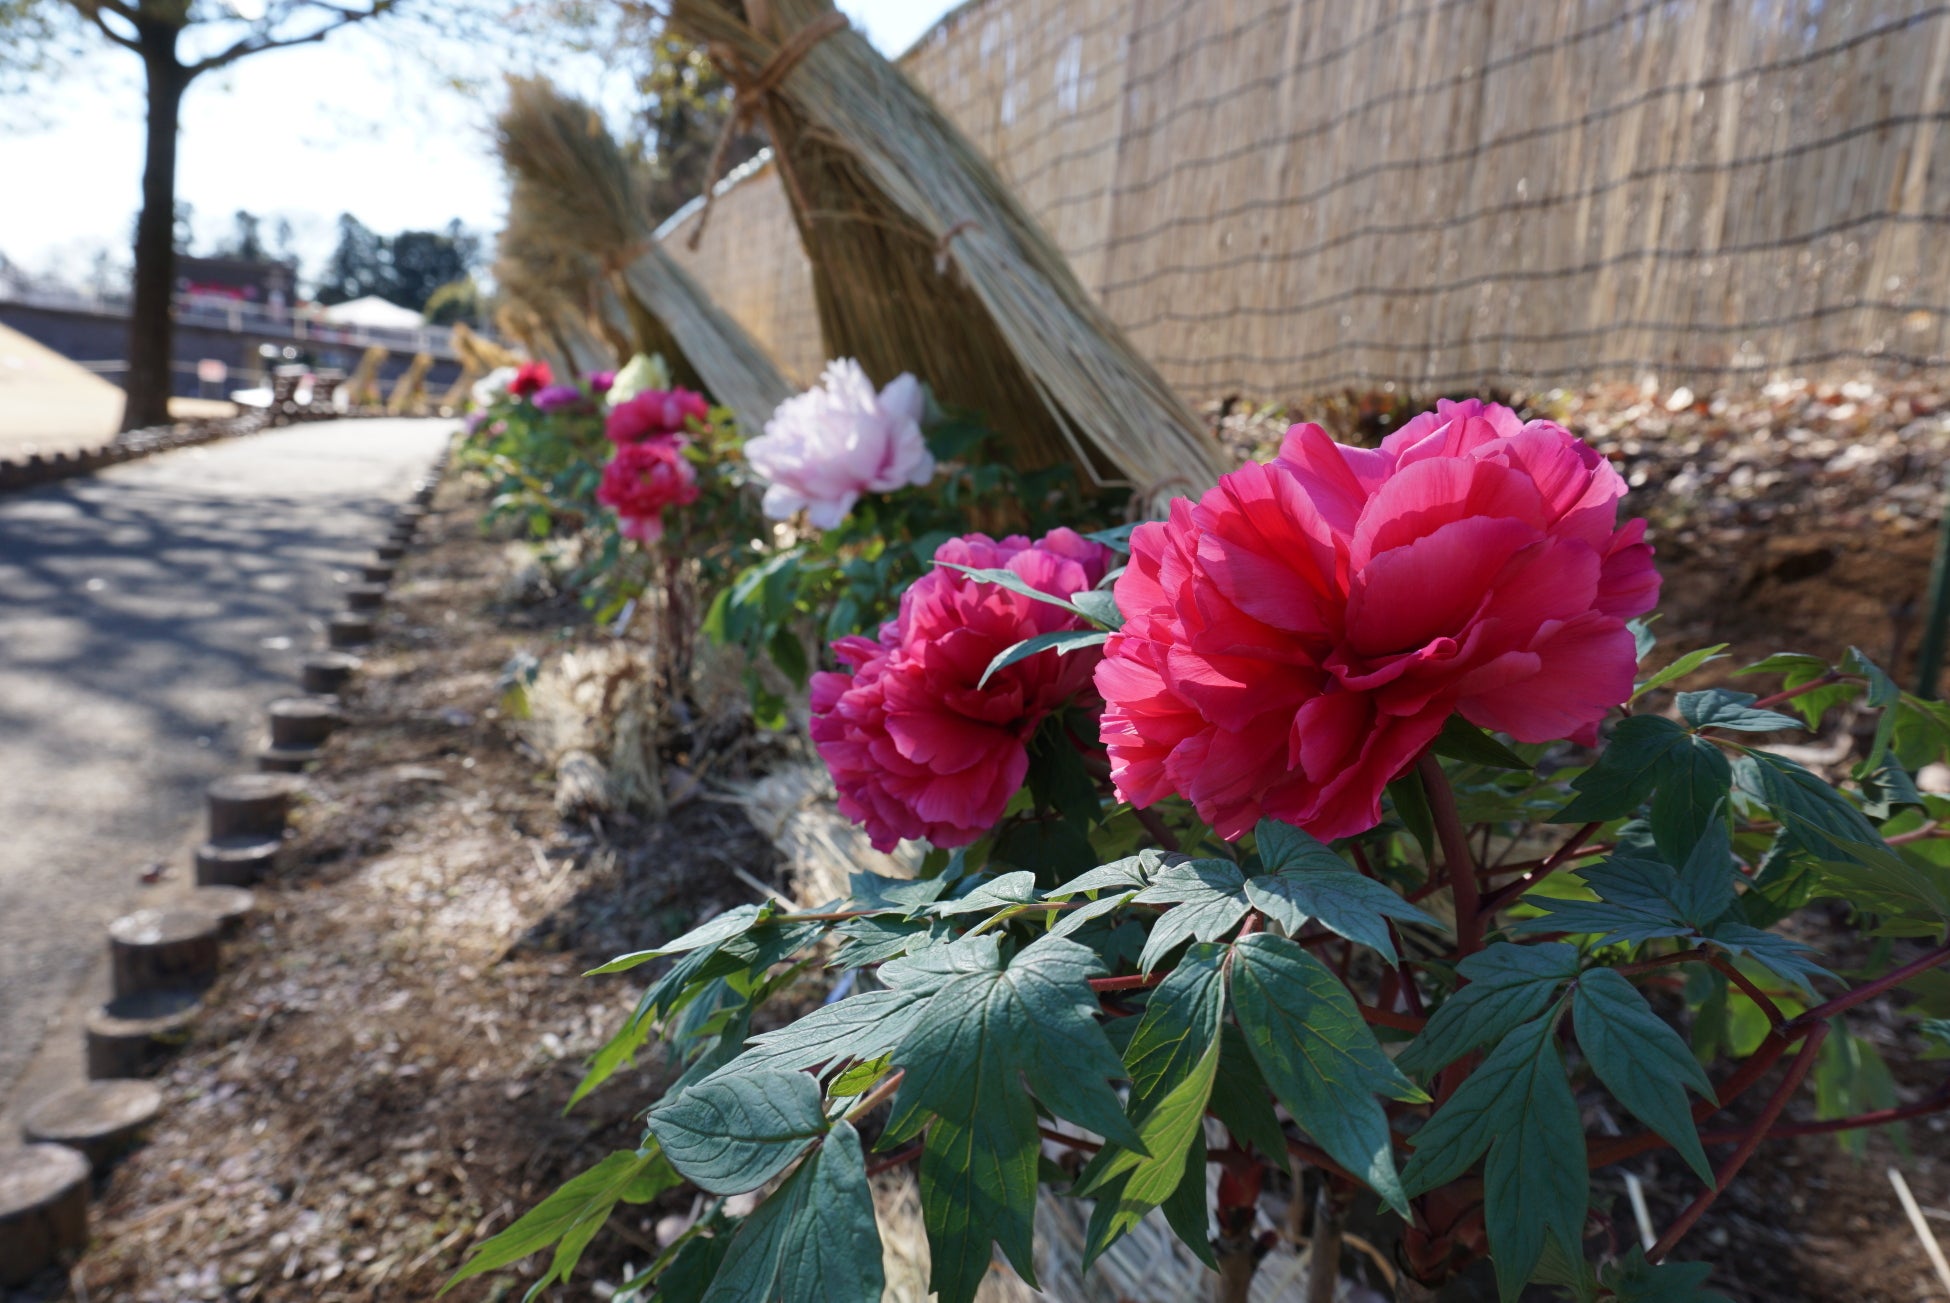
1076 943 1225 1268
1677 689 1803 734
702 1120 884 1303
646 1069 829 1196
1648 735 1733 865
1396 942 1581 1079
1401 1009 1585 1302
1431 715 1533 770
886 934 1141 1303
1631 643 1730 703
1229 933 1425 1215
1130 859 1253 972
1574 968 1717 1184
1559 714 1691 822
980 628 1110 688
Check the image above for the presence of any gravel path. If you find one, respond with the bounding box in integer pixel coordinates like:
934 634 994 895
0 417 454 1100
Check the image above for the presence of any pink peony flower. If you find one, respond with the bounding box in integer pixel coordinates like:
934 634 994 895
1096 399 1659 842
607 388 709 446
744 359 935 529
509 360 552 398
811 529 1114 851
596 436 699 543
588 370 616 395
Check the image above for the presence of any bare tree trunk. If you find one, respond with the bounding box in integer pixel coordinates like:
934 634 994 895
124 27 187 433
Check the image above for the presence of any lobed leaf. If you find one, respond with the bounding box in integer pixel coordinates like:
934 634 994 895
1676 689 1803 734
702 1121 883 1303
646 1069 829 1196
1397 942 1580 1078
1229 933 1425 1215
1130 858 1253 971
1574 968 1717 1184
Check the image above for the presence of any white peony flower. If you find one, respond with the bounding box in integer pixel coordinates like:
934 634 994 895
744 359 935 529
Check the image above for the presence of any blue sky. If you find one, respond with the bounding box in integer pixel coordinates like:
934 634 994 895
0 0 957 289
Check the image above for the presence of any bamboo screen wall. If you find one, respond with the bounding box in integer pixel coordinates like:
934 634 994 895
661 0 1950 400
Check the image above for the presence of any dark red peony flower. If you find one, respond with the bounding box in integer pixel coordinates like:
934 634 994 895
509 360 553 398
606 389 710 446
595 435 699 543
811 529 1114 851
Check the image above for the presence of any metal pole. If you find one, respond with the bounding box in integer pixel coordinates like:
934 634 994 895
1916 466 1950 699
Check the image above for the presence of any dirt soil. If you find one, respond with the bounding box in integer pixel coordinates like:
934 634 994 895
44 473 786 1302
23 377 1950 1302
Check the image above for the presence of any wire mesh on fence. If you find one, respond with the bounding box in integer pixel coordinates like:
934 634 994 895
659 0 1950 405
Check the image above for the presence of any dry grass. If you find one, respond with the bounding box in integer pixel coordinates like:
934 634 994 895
495 77 795 434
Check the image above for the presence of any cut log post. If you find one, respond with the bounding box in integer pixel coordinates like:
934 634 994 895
328 613 374 648
0 1144 90 1286
300 651 360 695
267 696 340 748
358 561 395 585
84 990 200 1079
21 1081 163 1173
187 885 254 938
257 745 320 773
207 773 297 840
107 909 221 998
374 542 404 562
343 582 386 613
194 835 280 886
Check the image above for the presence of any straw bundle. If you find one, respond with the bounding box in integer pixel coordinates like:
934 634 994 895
494 77 794 434
665 0 1224 496
451 321 520 373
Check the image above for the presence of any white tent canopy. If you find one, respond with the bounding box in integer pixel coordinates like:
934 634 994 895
319 296 424 331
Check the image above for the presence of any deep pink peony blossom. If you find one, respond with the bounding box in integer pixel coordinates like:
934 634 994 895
1096 399 1659 842
606 388 709 446
811 529 1114 851
510 360 552 398
596 436 699 543
588 370 616 395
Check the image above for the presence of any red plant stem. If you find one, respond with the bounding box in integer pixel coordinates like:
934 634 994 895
1614 948 1709 976
1479 821 1605 913
1131 804 1181 853
1089 971 1167 993
845 1069 906 1123
1479 843 1616 879
1039 1126 1103 1154
1751 672 1842 712
1359 1003 1427 1033
1417 753 1483 955
1787 942 1950 1029
1388 921 1427 1018
1648 1023 1828 1262
866 1142 924 1177
1284 1136 1359 1185
1588 1029 1795 1169
1706 952 1789 1028
1889 821 1945 845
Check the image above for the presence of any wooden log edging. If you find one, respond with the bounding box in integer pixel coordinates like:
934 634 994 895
0 1144 90 1286
0 414 261 497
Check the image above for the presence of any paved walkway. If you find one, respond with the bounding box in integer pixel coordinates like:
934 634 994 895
0 418 454 1101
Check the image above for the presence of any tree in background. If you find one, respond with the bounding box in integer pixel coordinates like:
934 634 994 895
221 208 265 261
315 213 480 317
4 0 406 431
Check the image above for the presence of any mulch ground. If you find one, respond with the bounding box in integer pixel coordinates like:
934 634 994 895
23 375 1950 1302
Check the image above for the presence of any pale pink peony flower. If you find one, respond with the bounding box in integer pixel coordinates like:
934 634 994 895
1096 399 1659 842
596 436 699 543
810 529 1114 851
744 359 935 529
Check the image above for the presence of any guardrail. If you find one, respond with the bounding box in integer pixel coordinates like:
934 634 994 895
0 289 462 361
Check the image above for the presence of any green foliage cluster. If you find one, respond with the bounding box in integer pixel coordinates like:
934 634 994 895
448 560 1950 1301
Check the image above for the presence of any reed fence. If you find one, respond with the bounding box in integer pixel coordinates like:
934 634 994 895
659 0 1950 403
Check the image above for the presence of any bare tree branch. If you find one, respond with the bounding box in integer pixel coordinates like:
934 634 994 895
186 0 399 77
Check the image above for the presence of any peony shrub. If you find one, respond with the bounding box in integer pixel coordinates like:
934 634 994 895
459 396 1950 1303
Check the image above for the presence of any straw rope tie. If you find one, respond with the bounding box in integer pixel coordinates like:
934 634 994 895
687 10 850 250
932 218 980 276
